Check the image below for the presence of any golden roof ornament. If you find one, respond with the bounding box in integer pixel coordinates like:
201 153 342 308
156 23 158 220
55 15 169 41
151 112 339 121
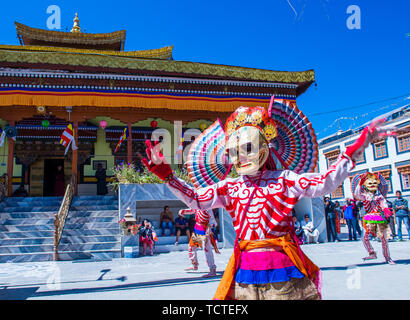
70 13 81 33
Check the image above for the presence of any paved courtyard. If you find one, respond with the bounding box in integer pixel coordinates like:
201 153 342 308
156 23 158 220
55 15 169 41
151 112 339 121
0 238 408 300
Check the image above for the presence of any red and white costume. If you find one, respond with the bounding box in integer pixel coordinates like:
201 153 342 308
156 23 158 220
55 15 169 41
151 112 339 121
352 173 395 264
169 158 353 241
180 208 218 275
142 103 396 300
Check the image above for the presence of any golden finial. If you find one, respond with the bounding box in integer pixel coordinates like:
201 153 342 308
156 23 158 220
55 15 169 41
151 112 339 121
70 13 81 33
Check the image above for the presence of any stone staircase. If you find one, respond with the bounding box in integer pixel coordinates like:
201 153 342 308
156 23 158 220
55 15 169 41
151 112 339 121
57 195 121 261
0 196 62 263
0 195 120 263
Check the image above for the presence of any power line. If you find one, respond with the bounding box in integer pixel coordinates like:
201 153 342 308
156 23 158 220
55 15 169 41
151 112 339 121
308 93 410 117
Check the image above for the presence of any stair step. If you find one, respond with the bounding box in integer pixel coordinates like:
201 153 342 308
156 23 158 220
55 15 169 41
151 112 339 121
58 242 120 252
0 252 55 263
1 207 60 213
70 206 118 212
0 238 54 246
0 212 56 219
0 225 54 232
65 217 118 224
1 218 55 225
64 222 119 230
63 229 119 236
0 244 55 254
0 231 55 239
68 211 118 218
60 235 119 244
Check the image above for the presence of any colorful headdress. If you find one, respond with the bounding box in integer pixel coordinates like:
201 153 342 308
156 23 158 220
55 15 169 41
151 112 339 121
351 172 388 198
225 106 277 142
186 97 318 188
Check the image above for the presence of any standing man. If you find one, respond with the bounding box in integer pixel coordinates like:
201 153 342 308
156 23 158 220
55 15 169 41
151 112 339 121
393 191 410 241
95 163 108 195
344 199 359 241
324 197 338 242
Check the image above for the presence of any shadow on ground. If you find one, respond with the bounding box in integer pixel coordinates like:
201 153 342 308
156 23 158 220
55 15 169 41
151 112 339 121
1 273 223 300
320 259 410 271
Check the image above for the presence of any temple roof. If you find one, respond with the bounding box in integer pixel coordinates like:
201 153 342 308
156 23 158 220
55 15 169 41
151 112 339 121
15 21 126 51
0 44 173 60
0 46 314 86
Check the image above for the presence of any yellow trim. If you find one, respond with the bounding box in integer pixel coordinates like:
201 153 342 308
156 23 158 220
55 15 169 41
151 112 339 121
0 92 272 112
0 44 173 60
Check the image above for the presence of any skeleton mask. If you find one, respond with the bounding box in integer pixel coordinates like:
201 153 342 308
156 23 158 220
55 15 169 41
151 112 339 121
226 126 269 176
363 174 380 193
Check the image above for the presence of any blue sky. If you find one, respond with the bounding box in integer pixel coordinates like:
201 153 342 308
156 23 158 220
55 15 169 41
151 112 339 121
1 0 409 138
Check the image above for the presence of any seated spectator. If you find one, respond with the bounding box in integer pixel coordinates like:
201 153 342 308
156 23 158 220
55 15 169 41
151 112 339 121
13 185 28 197
292 215 304 244
175 210 190 245
160 206 174 236
139 219 158 256
301 214 320 244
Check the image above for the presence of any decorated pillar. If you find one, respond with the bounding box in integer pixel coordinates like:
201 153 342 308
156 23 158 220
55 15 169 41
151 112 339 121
127 122 132 164
7 121 15 197
72 121 78 194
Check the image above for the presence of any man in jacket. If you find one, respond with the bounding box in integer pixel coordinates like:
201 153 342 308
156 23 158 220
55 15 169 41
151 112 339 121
324 197 338 242
393 191 409 241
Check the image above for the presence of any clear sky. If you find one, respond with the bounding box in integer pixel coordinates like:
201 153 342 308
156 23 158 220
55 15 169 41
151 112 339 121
1 0 409 138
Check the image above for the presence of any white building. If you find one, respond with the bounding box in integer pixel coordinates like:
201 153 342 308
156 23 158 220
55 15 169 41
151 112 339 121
317 105 410 203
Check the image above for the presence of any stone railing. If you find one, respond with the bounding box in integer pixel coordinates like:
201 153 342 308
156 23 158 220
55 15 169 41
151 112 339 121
0 174 8 202
54 174 76 261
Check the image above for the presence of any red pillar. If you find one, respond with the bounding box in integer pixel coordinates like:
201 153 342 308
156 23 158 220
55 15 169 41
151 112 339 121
127 122 132 164
7 121 15 197
72 121 78 194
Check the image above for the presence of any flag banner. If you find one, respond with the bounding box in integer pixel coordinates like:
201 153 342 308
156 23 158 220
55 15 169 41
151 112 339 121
0 130 5 147
60 124 78 155
114 127 128 153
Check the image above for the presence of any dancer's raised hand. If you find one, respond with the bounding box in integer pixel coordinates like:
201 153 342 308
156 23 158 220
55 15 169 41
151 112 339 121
345 118 397 162
141 139 173 181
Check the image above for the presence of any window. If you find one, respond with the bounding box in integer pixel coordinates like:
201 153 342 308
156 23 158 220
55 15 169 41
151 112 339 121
327 156 338 167
374 141 387 159
397 165 410 190
324 150 340 169
355 152 366 164
403 173 410 189
397 134 410 153
374 170 392 194
331 184 344 199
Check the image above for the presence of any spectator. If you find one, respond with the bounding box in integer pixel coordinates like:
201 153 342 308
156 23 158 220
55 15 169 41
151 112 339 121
393 191 410 241
160 206 174 236
12 185 28 197
54 165 65 196
352 199 362 238
327 199 340 242
175 210 190 245
344 199 359 241
385 199 396 240
138 219 158 256
292 215 304 244
334 201 342 239
357 201 365 228
324 197 336 242
95 163 108 195
301 214 319 244
187 213 196 236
